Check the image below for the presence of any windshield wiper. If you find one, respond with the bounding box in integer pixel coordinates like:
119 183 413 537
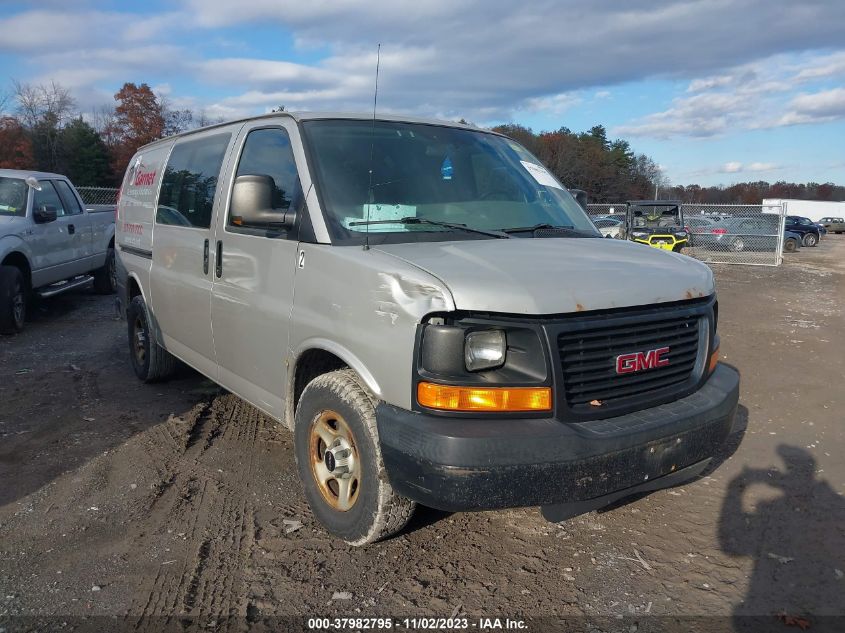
498 223 595 237
349 216 511 239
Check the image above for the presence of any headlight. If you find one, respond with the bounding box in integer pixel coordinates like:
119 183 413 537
631 231 648 238
464 330 506 371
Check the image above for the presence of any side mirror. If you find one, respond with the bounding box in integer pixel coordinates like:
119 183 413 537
230 174 297 229
34 204 57 224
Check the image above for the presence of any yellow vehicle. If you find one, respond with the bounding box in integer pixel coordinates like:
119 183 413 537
625 200 689 253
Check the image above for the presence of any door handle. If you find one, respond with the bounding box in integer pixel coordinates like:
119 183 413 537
203 239 209 275
68 223 75 235
215 240 222 278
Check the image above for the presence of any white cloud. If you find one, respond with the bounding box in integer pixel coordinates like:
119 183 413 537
778 87 845 125
721 162 744 173
522 93 581 114
2 0 845 129
747 162 780 171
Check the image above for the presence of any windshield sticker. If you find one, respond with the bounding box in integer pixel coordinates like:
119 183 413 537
520 160 563 189
440 156 453 180
343 204 417 232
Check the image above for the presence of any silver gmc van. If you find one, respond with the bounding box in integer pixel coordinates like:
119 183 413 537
115 113 739 545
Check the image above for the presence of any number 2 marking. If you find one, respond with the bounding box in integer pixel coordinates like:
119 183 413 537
298 250 305 269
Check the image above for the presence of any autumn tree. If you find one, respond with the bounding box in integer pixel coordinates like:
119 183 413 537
0 116 34 169
105 82 165 177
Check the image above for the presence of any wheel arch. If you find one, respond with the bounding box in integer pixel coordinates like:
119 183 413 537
0 251 32 290
285 341 382 431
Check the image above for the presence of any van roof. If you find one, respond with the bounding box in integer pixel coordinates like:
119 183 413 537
136 111 484 152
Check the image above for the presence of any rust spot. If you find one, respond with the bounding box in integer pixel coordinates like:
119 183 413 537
685 290 694 300
589 399 602 406
576 303 586 312
698 291 705 297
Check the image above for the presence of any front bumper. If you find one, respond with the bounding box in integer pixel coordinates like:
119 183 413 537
632 235 688 250
377 363 739 514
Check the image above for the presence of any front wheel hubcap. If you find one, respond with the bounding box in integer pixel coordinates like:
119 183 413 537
310 410 360 512
133 316 146 364
12 286 24 326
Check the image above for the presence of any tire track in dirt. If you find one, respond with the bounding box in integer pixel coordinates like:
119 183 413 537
128 395 265 620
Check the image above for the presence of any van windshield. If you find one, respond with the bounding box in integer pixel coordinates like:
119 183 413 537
301 120 599 245
0 177 28 217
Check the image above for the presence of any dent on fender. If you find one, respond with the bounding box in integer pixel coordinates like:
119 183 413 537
373 272 454 326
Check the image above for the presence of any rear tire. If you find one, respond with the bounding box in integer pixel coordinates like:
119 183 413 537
294 369 416 546
0 266 27 334
126 295 177 382
802 233 818 247
728 237 745 252
93 247 117 294
783 238 798 253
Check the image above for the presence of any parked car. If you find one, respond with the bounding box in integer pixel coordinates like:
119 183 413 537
592 217 624 238
685 216 717 246
785 215 821 246
0 170 116 333
694 217 782 252
783 230 802 253
115 112 739 545
819 217 845 234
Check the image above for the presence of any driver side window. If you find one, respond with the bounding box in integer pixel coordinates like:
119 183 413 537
34 181 66 217
229 127 303 231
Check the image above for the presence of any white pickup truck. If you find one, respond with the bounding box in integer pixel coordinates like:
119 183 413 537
0 169 116 333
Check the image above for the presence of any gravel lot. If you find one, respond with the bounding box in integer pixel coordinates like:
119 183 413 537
1 238 844 632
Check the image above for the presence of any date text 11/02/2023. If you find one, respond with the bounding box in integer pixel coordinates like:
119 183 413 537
306 617 528 630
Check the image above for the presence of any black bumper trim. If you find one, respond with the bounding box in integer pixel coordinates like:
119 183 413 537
376 364 739 512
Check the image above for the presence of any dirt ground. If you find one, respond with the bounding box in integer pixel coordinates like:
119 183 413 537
1 238 844 633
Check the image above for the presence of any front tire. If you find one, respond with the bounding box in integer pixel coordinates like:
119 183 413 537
93 247 117 294
0 266 27 334
802 233 818 247
294 369 415 545
126 295 177 382
783 238 798 253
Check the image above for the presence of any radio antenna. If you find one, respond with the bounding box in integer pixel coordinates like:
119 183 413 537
364 43 381 251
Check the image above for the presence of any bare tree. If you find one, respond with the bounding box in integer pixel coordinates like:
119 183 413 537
14 80 76 128
13 80 77 172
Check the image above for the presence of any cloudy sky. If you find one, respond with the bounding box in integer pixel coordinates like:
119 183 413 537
1 0 844 186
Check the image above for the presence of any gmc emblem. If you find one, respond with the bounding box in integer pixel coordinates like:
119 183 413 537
616 346 671 374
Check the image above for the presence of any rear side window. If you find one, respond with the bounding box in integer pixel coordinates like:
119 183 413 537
54 180 83 215
157 133 231 228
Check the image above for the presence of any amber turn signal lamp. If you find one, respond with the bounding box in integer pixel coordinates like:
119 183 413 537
708 347 720 374
417 382 552 412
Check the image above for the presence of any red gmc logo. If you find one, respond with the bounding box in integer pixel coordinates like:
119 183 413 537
616 347 671 374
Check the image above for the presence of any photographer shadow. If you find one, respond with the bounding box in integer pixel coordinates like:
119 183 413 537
718 444 845 628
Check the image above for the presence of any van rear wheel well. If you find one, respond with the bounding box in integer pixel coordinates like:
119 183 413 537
127 277 142 301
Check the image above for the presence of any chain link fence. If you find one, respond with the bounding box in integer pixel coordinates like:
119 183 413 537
76 186 119 206
586 202 787 266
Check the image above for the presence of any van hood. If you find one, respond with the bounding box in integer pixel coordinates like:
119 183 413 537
374 238 714 314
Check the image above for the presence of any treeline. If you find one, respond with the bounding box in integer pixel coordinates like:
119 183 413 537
662 181 845 204
491 124 663 202
491 123 843 204
0 81 220 186
1 80 841 203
